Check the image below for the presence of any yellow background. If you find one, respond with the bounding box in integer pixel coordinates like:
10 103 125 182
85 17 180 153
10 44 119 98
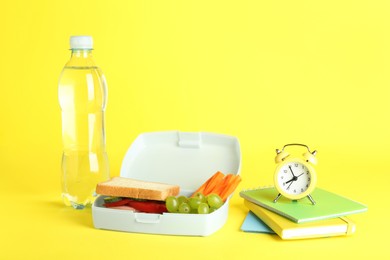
1 0 389 258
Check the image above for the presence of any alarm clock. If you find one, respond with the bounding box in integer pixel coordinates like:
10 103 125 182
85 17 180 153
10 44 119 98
273 144 317 205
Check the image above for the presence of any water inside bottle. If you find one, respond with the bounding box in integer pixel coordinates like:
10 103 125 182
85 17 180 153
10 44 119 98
59 66 109 209
61 150 109 209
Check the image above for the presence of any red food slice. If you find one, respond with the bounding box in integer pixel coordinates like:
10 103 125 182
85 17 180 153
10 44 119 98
103 198 132 207
126 200 167 214
107 205 137 211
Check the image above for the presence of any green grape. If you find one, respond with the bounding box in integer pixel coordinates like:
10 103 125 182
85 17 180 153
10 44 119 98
178 202 191 213
165 196 179 213
207 194 223 209
177 195 188 206
209 207 217 213
193 192 207 203
198 203 209 214
188 197 201 210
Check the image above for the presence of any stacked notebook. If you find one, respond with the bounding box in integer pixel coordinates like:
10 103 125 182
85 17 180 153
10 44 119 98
239 187 367 240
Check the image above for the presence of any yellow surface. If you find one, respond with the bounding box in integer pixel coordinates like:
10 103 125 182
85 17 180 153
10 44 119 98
1 0 389 259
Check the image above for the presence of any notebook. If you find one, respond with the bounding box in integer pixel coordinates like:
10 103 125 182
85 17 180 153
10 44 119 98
239 186 367 223
240 211 275 234
244 200 356 240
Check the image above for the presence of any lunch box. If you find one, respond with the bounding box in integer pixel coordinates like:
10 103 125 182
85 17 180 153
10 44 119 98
92 131 241 236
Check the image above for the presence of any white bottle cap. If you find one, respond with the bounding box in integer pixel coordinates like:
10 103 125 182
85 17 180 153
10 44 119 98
70 35 93 49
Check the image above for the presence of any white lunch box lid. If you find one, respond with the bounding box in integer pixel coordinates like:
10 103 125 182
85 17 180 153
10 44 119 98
92 131 241 236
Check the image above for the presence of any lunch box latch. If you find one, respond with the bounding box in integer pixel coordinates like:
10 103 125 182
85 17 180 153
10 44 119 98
135 213 162 224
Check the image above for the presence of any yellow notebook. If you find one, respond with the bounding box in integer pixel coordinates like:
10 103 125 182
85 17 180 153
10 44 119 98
244 200 356 240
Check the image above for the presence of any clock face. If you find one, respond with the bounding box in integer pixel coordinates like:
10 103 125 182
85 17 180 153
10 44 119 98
276 161 314 197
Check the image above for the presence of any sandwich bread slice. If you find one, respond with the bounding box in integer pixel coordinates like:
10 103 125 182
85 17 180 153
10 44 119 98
96 177 180 201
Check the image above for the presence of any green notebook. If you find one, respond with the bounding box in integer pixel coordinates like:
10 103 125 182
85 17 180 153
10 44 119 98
239 187 367 223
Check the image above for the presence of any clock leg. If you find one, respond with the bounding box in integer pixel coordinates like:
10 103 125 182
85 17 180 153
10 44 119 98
307 194 316 205
273 193 282 203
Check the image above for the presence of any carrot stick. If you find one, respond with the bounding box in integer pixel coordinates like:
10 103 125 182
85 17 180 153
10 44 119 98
192 172 242 200
225 175 242 200
191 171 224 197
191 178 210 196
203 171 225 195
203 173 225 195
220 175 242 201
213 174 234 196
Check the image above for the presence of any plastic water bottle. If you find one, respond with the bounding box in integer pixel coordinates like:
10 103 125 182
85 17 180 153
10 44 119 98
58 36 109 209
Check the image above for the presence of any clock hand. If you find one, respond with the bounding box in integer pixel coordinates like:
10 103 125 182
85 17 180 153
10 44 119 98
284 178 295 185
288 166 297 177
284 174 299 187
287 180 294 190
296 173 304 178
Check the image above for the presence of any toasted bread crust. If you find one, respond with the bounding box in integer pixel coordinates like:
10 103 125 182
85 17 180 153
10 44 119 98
96 177 180 201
